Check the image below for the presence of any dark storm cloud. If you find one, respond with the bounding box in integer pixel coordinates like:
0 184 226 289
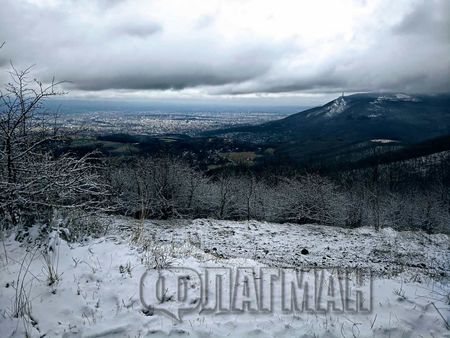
61 42 285 91
392 0 450 42
0 0 449 97
113 22 162 38
65 50 276 91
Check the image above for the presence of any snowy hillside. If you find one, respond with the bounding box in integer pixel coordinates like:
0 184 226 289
213 93 450 151
307 96 348 118
1 217 449 337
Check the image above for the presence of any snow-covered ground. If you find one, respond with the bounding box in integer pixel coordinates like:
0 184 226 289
1 217 449 337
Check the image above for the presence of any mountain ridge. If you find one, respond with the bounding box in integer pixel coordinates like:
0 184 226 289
208 92 450 163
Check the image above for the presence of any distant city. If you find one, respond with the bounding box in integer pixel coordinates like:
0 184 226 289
46 99 302 136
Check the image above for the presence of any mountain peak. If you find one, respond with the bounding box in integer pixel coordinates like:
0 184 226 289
307 95 348 118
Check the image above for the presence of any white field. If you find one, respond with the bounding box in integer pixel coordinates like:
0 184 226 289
0 217 449 337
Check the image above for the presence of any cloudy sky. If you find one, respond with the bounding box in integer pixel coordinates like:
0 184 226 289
0 0 449 105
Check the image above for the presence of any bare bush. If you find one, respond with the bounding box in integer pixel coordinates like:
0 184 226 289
381 189 450 233
140 240 173 270
275 174 348 225
41 231 62 287
10 249 39 336
110 157 209 220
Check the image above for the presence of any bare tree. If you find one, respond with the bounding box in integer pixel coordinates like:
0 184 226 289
209 174 237 220
0 65 62 183
110 156 211 222
242 175 255 221
232 174 264 221
0 65 108 228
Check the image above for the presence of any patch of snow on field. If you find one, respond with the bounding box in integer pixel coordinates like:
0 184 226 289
0 218 449 337
371 139 399 144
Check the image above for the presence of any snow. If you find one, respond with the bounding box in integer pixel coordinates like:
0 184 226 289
1 217 449 337
307 96 347 118
371 139 399 144
368 94 422 116
371 94 421 105
394 94 416 101
324 96 347 117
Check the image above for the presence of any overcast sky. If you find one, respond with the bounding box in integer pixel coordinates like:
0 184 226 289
0 0 449 105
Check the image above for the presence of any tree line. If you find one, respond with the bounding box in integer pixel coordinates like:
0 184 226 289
106 155 449 234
